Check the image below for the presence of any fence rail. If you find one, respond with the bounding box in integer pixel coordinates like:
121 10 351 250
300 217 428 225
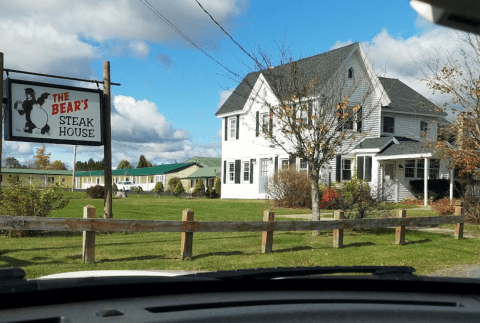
0 201 466 263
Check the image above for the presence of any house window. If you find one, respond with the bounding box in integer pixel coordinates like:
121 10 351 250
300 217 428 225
383 116 394 133
96 178 100 184
405 159 416 178
417 159 425 179
261 113 269 133
229 163 235 182
342 159 352 181
348 68 354 79
338 109 353 130
191 179 196 188
243 162 250 182
420 121 428 137
300 158 307 171
356 106 362 133
429 159 440 179
229 118 236 139
281 159 289 169
356 156 372 182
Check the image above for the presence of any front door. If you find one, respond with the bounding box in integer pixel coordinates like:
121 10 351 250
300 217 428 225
383 162 397 201
259 158 269 194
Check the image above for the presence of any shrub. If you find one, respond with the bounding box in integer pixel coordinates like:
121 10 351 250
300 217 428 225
192 179 206 197
214 178 221 197
173 181 185 197
167 177 181 192
409 179 463 201
112 182 118 193
86 185 104 199
266 168 312 208
153 182 164 194
205 185 212 198
133 186 143 195
319 186 339 209
431 197 456 216
0 176 69 217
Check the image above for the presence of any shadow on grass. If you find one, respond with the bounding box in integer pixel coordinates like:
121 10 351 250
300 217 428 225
192 251 244 260
0 254 62 267
343 242 376 248
97 255 165 263
272 246 314 253
405 238 432 245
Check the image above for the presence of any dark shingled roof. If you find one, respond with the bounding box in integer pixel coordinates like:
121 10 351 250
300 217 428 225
215 43 359 116
376 141 431 157
353 137 393 150
379 77 447 117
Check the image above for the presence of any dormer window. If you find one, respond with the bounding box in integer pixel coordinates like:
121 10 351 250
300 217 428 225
348 68 354 79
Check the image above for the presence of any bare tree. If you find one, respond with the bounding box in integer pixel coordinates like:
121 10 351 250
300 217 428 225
245 43 380 227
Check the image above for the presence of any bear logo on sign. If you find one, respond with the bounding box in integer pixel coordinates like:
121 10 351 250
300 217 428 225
14 88 51 135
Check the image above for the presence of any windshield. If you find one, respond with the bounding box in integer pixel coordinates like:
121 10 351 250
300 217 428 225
1 1 479 281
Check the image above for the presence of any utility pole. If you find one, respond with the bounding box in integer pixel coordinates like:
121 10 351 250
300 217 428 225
72 145 76 192
103 61 113 218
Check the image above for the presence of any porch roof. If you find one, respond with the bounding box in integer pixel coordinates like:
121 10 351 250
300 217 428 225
375 141 433 160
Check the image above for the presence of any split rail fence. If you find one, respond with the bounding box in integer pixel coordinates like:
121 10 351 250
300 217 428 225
0 201 465 263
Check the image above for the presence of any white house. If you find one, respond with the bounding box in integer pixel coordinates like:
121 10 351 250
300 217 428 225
215 42 451 204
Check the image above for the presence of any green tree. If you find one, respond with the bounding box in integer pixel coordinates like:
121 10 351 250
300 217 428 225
153 182 164 195
192 178 206 197
34 144 50 170
3 157 22 168
117 159 132 169
167 177 181 192
137 155 150 168
49 160 67 170
173 181 185 197
214 177 221 198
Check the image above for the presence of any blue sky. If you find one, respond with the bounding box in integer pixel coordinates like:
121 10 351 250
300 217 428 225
0 1 458 168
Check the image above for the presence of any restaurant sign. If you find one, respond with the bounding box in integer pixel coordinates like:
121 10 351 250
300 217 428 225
4 79 104 146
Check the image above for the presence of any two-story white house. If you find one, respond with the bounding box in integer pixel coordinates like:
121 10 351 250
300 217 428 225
215 42 451 204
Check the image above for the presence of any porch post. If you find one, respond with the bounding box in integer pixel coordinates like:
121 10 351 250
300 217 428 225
449 168 454 202
424 157 428 207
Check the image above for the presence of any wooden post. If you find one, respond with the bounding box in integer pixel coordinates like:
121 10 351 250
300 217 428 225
181 209 194 260
0 52 3 191
82 205 96 264
395 209 407 245
103 61 113 219
262 210 274 253
333 210 344 248
455 200 464 239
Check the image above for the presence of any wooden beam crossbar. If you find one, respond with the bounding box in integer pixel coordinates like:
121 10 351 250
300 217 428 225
0 215 466 233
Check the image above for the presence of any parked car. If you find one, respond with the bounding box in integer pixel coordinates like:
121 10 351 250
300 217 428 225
116 181 135 191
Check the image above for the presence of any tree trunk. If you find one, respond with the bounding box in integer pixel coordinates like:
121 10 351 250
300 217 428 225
310 170 321 236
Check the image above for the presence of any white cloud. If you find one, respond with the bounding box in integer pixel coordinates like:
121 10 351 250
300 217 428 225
0 0 247 75
112 95 189 143
129 41 150 58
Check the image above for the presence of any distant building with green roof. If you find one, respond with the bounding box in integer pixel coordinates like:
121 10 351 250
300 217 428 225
75 162 200 190
1 168 74 187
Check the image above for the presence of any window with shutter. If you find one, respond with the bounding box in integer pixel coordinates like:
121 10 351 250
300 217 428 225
365 156 372 182
235 160 241 184
357 156 364 180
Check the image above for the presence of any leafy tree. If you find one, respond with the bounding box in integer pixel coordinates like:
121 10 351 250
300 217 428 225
173 181 185 197
117 159 132 170
137 155 151 168
213 177 221 198
153 182 164 195
34 144 50 170
49 160 67 170
3 157 22 168
167 177 181 192
192 178 206 197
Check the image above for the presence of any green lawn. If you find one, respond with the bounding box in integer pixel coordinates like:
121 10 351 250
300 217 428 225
1 195 479 279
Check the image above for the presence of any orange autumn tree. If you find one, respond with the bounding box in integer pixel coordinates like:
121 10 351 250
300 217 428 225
423 33 480 179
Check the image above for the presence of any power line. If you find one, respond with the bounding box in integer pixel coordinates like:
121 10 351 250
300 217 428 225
194 0 264 70
139 0 241 81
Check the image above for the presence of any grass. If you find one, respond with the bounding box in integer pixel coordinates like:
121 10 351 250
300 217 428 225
2 195 479 279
